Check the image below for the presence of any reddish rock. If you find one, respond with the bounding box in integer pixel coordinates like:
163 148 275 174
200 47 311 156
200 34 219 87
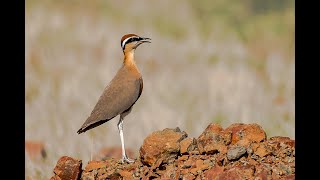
51 123 295 179
216 167 241 179
158 164 180 179
180 138 197 154
52 156 82 180
180 158 194 171
93 146 135 161
119 170 133 179
203 165 224 179
269 136 295 147
50 175 61 180
197 124 231 155
217 165 255 179
255 167 271 180
255 143 273 158
224 123 266 147
283 174 295 180
247 158 258 166
182 173 196 180
179 155 189 161
25 141 46 161
81 158 132 179
267 136 295 160
189 159 210 175
140 127 187 166
85 161 107 171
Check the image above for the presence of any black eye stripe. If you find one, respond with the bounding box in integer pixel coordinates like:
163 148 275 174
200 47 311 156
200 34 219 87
121 36 143 50
126 37 142 44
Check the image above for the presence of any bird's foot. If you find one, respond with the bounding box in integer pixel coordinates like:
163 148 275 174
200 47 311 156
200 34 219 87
121 156 135 164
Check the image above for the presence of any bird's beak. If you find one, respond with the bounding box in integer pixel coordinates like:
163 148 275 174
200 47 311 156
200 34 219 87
133 37 151 49
140 37 151 43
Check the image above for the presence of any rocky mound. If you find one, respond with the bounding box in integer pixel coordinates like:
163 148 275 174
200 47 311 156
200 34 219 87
50 123 295 179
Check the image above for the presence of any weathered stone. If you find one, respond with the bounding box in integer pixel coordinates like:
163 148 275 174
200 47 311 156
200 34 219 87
85 161 107 171
247 158 258 166
25 141 46 161
51 123 295 179
82 171 95 180
93 146 135 161
227 146 247 161
269 136 295 147
225 123 266 147
181 158 196 170
283 174 295 180
255 143 273 158
52 156 82 180
266 136 295 160
217 165 255 179
178 155 189 161
119 170 133 179
140 127 187 166
215 154 226 166
189 159 210 175
254 168 270 180
216 167 241 179
159 164 180 179
180 138 197 154
182 173 196 180
50 175 61 180
203 165 224 179
197 123 231 155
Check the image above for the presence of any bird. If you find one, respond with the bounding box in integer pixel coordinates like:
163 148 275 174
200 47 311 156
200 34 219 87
77 34 151 163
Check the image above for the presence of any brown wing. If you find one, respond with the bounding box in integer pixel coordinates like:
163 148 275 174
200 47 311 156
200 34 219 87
77 67 143 133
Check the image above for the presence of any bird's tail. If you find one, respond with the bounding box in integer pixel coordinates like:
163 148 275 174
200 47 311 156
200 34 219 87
77 127 86 134
77 118 110 134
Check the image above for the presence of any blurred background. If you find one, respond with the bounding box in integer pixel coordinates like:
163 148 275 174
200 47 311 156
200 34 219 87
25 0 294 179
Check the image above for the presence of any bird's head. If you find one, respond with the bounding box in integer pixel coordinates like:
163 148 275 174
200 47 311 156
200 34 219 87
121 34 151 53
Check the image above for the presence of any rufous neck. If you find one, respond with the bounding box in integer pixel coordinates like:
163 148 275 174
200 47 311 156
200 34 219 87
123 51 136 67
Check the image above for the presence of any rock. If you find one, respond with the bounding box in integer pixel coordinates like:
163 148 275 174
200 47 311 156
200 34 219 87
180 138 197 154
283 174 295 180
267 136 295 159
254 165 271 180
224 123 266 147
139 127 188 166
159 164 180 179
269 136 295 147
182 173 196 180
254 143 273 158
51 156 82 180
50 175 61 180
197 123 231 155
227 146 247 161
190 159 210 175
51 123 295 179
119 170 133 179
81 158 141 179
25 141 46 161
84 161 107 172
217 165 255 179
93 146 135 161
203 165 224 179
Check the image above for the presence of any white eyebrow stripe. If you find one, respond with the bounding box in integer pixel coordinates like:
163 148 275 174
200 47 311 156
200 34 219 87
121 36 138 49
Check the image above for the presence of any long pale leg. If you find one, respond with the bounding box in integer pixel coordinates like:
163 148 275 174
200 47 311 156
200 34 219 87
117 116 134 163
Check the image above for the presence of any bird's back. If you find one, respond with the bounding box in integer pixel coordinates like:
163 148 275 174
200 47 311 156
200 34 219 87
77 65 143 133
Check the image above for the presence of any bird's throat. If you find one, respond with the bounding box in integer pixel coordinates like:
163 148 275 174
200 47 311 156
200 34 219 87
123 51 136 67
